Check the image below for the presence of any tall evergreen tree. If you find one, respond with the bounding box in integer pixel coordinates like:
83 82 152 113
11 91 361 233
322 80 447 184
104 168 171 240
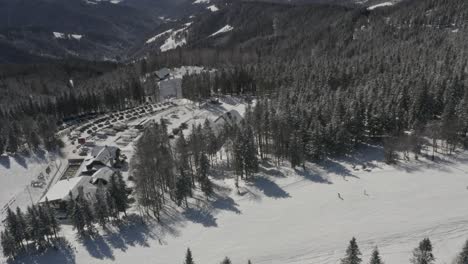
94 185 110 227
44 199 60 238
1 230 16 259
410 238 435 264
221 257 232 264
185 248 195 264
369 247 383 264
109 172 129 217
456 239 468 264
341 237 362 264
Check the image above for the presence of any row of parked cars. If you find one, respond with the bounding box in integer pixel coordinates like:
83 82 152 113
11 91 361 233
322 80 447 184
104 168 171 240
68 101 178 144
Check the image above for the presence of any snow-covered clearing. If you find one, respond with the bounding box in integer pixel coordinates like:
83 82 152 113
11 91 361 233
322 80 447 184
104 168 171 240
207 5 219 12
193 0 210 4
368 2 394 10
210 25 234 37
160 28 188 52
146 29 174 44
53 32 83 40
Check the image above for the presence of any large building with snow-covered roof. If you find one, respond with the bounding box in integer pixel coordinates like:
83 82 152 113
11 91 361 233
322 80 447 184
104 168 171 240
39 176 97 212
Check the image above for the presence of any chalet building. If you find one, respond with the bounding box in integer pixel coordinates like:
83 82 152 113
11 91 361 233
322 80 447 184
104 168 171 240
83 146 120 174
90 167 117 186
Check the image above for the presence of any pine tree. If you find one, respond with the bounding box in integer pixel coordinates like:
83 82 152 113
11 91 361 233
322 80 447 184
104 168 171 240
37 205 52 243
44 199 60 238
5 208 21 248
369 247 383 264
341 237 362 264
456 239 468 264
175 170 191 207
94 185 110 227
109 172 129 217
220 257 232 264
185 248 195 264
6 129 18 153
1 230 16 259
78 196 95 233
15 207 27 245
26 205 43 246
198 153 213 196
410 238 435 264
243 125 259 179
248 260 253 264
71 199 85 234
66 191 76 218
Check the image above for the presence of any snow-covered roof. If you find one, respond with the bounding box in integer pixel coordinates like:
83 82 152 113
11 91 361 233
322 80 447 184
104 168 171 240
155 68 171 79
40 176 93 203
91 167 115 184
90 146 119 165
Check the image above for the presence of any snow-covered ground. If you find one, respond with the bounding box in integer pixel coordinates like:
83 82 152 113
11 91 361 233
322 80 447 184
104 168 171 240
207 5 219 12
367 2 394 10
53 32 83 40
160 28 188 52
210 25 234 37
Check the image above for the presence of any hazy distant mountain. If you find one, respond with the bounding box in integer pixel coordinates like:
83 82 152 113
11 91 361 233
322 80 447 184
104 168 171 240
0 0 195 63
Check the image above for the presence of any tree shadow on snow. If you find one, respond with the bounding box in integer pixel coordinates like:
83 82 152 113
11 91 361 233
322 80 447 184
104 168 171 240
211 194 241 214
0 155 11 169
183 207 218 227
259 163 286 178
317 159 359 180
9 238 76 264
252 177 290 199
104 215 153 253
78 214 156 260
295 167 332 184
80 233 114 260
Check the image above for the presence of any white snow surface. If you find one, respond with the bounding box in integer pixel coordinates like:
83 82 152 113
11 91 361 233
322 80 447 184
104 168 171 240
146 29 174 44
193 0 210 4
207 5 219 12
53 32 83 40
210 25 234 37
160 27 188 52
368 2 394 10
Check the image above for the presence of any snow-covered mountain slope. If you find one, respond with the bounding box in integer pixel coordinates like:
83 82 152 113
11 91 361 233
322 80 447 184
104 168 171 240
0 0 200 62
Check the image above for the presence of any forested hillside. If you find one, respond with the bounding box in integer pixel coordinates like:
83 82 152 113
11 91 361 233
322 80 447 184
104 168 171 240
143 0 468 162
3 0 468 161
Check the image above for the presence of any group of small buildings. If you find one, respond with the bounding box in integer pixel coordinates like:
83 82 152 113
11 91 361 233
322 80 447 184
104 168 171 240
40 146 122 215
